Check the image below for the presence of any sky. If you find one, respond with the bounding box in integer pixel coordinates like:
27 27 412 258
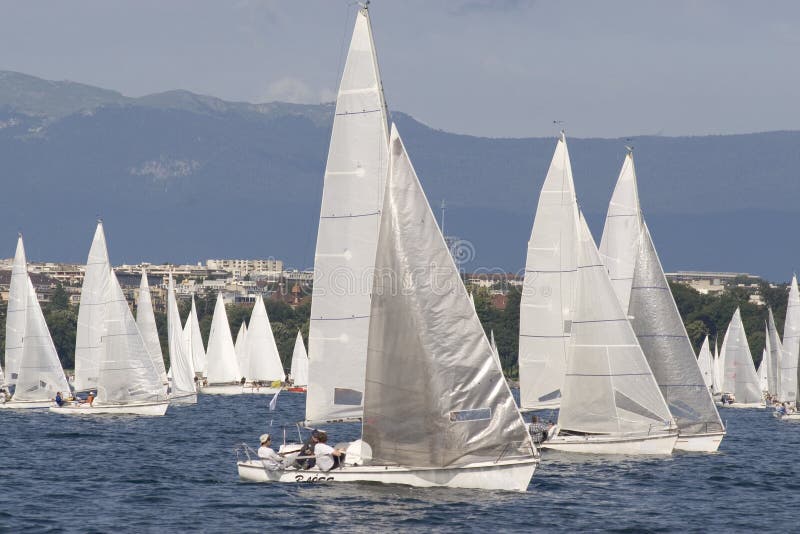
0 0 798 138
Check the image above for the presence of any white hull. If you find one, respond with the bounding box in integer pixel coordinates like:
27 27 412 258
49 400 169 416
237 457 538 492
543 432 678 455
718 402 764 409
199 384 280 395
674 431 725 452
241 386 280 395
169 391 198 405
774 412 800 421
0 399 54 409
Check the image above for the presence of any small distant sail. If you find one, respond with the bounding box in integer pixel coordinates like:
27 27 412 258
289 331 309 387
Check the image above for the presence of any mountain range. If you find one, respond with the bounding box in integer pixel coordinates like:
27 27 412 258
0 70 797 280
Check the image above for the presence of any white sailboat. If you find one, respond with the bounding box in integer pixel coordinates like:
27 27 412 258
718 308 763 408
183 295 206 378
136 268 168 391
757 350 768 393
779 275 800 403
167 274 197 404
50 222 168 416
4 234 29 391
543 214 678 455
697 336 715 390
628 221 724 452
288 331 309 391
201 293 242 395
599 151 642 313
238 124 538 491
765 308 782 397
712 339 723 395
1 243 71 409
518 133 579 410
305 3 390 426
234 321 248 377
240 295 284 394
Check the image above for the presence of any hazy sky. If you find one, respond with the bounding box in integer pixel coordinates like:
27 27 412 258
1 0 798 138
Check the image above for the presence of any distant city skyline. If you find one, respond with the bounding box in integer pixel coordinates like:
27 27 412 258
1 0 798 138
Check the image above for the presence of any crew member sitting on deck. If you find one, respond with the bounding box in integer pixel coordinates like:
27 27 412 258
293 430 321 470
257 434 284 470
314 431 345 472
54 392 64 407
528 415 549 444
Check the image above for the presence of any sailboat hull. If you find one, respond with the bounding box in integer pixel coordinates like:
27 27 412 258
542 432 678 455
49 400 169 416
774 412 800 420
0 399 55 409
169 391 198 405
237 457 538 492
717 402 764 409
199 384 281 395
674 431 725 452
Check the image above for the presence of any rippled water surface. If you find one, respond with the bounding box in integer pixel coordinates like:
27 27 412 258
2 393 798 532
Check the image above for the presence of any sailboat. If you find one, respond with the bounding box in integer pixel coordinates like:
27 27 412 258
239 295 284 394
757 350 769 394
200 293 242 395
288 331 309 392
712 339 723 396
234 321 248 376
136 268 168 392
518 133 578 410
1 236 70 409
697 336 715 390
779 275 799 404
765 308 782 397
304 2 390 427
183 295 206 378
238 124 538 491
167 274 197 404
628 221 725 452
718 308 763 408
50 222 168 416
543 214 678 455
4 234 29 394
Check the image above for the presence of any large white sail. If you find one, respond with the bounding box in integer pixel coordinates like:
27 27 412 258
74 222 111 392
289 331 309 387
757 350 768 392
558 213 674 436
4 235 28 386
184 295 206 376
719 308 761 403
362 125 532 467
306 5 390 424
628 222 723 436
205 293 240 384
780 275 800 402
713 339 723 394
13 277 70 401
234 321 247 378
167 275 195 396
243 295 284 382
599 152 641 313
518 133 579 410
136 268 167 386
766 309 782 395
697 336 714 389
96 270 164 404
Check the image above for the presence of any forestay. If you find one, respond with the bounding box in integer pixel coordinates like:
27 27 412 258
243 296 284 382
306 6 390 424
13 277 70 401
167 275 195 397
97 270 164 404
518 133 579 410
362 125 532 467
780 275 800 402
558 213 674 436
289 331 309 387
4 235 28 386
599 152 641 313
697 336 715 389
205 293 240 384
136 268 167 386
74 222 111 392
719 308 761 404
628 222 723 435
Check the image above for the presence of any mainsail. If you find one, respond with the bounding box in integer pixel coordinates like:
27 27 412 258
780 275 800 402
362 125 532 468
766 308 782 395
599 152 641 313
13 277 70 401
205 293 240 384
306 5 390 424
234 321 247 377
74 222 111 392
558 213 674 436
184 295 206 376
167 275 195 397
4 235 28 386
243 296 284 382
518 133 579 410
719 308 761 404
289 331 309 387
628 222 723 435
698 336 715 389
136 268 167 386
757 351 768 393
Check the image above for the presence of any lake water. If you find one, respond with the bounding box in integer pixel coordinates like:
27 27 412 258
1 393 797 532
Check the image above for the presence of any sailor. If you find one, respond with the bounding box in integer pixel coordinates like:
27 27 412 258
86 391 95 406
0 387 8 403
528 415 549 444
293 430 321 470
257 434 284 470
314 431 345 472
54 391 64 407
